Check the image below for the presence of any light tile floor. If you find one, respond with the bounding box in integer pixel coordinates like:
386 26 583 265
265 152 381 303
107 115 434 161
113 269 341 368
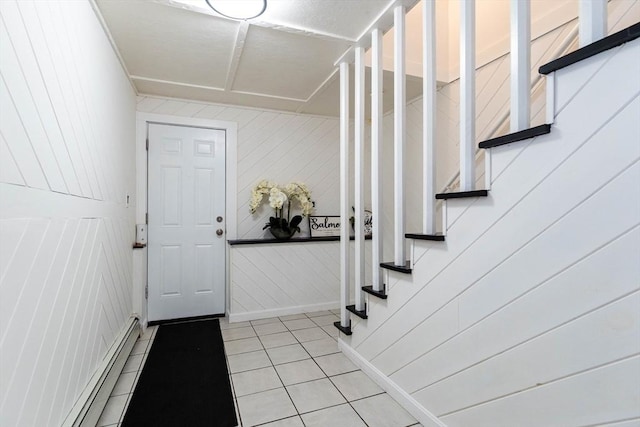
98 310 422 427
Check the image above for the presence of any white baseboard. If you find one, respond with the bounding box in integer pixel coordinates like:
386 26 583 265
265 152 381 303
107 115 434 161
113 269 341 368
228 301 340 323
62 317 140 427
338 339 447 427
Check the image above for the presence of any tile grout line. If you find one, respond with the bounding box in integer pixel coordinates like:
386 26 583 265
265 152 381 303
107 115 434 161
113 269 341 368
230 312 342 426
283 312 370 426
108 314 418 427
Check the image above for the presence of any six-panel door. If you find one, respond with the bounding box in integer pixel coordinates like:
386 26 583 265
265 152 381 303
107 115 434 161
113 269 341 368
147 123 226 322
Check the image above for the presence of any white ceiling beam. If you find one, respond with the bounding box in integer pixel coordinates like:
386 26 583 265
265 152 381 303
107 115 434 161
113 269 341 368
225 21 249 91
251 20 356 44
130 76 306 102
131 75 225 92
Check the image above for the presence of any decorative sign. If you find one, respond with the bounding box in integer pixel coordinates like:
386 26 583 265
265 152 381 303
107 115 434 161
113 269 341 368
363 210 373 236
309 216 341 237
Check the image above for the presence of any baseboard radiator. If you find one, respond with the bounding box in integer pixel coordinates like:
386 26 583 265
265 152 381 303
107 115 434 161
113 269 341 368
62 316 140 427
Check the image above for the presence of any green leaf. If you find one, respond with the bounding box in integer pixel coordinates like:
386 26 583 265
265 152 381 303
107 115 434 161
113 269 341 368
290 215 303 228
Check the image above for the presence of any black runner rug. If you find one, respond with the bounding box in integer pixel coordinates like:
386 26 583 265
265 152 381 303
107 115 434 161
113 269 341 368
121 319 237 427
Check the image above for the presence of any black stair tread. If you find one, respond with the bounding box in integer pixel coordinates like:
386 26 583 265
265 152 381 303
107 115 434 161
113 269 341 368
333 321 352 335
435 189 489 200
380 261 412 274
362 285 388 299
479 124 551 149
539 22 640 75
405 233 445 241
346 304 368 319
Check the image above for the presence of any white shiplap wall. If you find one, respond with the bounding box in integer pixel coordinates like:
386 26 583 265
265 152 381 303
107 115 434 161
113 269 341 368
0 1 136 426
136 96 347 319
229 240 372 321
136 96 341 239
389 0 639 260
379 20 578 261
344 38 640 427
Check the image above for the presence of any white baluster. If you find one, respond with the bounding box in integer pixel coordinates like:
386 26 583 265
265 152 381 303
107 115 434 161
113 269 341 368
394 4 406 266
371 28 384 293
546 72 556 125
354 46 365 312
460 0 476 191
579 0 607 47
510 0 530 133
423 0 436 235
339 61 350 329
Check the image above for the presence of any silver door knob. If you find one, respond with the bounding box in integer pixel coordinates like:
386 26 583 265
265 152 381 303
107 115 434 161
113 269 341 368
216 229 224 236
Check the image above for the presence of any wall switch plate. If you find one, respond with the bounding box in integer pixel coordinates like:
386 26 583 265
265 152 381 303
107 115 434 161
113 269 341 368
136 224 147 244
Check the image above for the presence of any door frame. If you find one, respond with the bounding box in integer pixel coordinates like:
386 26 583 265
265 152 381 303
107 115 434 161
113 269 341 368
134 112 237 327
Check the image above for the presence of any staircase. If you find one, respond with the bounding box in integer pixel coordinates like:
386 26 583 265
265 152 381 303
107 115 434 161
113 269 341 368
335 8 640 426
336 21 639 336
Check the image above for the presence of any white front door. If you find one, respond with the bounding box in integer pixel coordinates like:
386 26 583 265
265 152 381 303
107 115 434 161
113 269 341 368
147 123 226 322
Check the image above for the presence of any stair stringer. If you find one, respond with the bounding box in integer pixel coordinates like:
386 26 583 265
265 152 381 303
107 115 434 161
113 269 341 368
340 38 640 426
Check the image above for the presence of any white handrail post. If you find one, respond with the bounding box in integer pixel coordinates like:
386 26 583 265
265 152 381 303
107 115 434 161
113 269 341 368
354 46 365 312
546 72 556 125
459 0 476 191
339 61 351 329
510 0 530 133
371 28 384 292
579 0 607 47
423 0 436 235
394 4 406 266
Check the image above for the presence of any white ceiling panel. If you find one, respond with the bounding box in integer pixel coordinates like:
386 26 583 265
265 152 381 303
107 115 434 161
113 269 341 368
96 0 423 116
97 0 239 88
259 0 394 41
231 25 350 100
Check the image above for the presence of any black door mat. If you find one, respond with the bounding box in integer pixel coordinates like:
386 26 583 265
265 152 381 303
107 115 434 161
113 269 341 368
121 318 237 427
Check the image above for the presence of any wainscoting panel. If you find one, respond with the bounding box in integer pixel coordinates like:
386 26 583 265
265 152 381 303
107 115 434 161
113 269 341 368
229 241 372 321
0 0 136 425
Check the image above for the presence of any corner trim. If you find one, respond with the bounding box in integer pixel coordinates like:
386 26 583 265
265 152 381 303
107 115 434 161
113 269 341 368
338 340 446 427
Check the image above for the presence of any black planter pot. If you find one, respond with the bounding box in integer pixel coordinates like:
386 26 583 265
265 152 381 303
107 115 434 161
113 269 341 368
269 227 297 240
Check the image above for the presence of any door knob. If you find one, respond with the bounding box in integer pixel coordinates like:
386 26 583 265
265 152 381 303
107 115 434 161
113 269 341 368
216 229 224 236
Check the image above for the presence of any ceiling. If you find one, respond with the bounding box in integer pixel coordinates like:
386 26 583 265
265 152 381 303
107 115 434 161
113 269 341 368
96 0 423 117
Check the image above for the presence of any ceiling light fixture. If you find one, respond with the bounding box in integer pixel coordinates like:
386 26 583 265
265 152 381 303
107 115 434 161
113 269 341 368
205 0 267 20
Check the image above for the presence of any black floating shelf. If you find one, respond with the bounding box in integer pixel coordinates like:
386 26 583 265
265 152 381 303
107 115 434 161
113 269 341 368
346 304 368 319
380 261 412 274
436 189 489 200
539 22 640 75
228 235 372 246
362 285 387 300
333 321 352 335
479 124 551 149
405 233 445 241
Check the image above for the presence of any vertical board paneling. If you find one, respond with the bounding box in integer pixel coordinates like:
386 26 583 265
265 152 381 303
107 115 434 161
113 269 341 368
0 1 136 426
